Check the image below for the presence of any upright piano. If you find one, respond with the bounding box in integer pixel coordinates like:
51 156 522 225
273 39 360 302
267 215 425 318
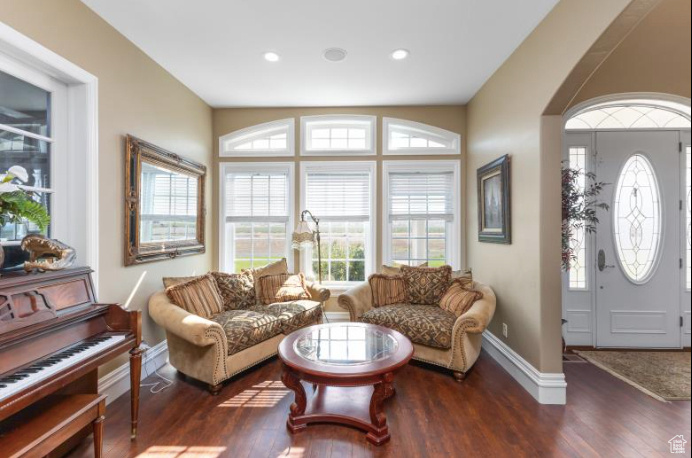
0 267 142 455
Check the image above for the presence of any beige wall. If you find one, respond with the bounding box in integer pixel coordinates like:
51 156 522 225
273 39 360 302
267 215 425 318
213 106 465 311
466 0 633 373
570 0 691 108
0 0 213 373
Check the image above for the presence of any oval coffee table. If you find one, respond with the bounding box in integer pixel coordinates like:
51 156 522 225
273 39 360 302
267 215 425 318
278 322 413 445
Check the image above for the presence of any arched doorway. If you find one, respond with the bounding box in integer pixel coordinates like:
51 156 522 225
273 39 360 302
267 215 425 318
562 93 691 348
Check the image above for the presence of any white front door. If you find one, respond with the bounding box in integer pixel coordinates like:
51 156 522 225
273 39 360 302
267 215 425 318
595 130 684 348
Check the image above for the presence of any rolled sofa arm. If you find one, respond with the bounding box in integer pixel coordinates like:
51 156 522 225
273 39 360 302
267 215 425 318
305 282 331 303
453 282 497 334
149 291 228 351
337 281 374 321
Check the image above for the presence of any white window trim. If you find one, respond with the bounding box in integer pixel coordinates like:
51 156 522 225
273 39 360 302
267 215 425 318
219 118 295 158
299 161 377 287
1 22 99 291
218 161 295 273
382 160 461 269
300 115 376 156
383 117 461 156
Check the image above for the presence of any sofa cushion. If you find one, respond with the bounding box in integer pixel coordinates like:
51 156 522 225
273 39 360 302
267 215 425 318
439 280 483 317
242 258 289 303
368 274 407 308
249 300 322 334
165 274 224 319
162 275 204 288
257 273 310 305
400 265 452 305
209 310 283 355
360 304 456 349
451 268 474 289
211 271 256 310
380 262 428 276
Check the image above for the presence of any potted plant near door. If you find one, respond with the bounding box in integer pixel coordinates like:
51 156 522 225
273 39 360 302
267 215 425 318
0 166 51 272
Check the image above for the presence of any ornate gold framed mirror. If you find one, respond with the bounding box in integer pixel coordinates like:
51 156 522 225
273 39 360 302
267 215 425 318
124 135 206 266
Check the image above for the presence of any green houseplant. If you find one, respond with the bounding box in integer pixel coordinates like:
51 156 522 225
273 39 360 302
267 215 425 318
0 165 51 269
561 164 608 271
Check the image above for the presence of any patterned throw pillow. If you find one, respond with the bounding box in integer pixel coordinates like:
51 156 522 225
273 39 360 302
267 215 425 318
439 280 483 317
451 268 474 289
211 271 256 310
162 275 204 288
380 262 428 276
242 258 289 303
165 273 224 318
369 274 408 308
257 273 310 305
400 265 452 305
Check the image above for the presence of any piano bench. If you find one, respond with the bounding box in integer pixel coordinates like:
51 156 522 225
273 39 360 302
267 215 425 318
0 394 106 458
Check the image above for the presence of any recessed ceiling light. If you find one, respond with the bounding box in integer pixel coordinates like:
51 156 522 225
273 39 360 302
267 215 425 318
391 49 410 60
263 52 280 62
323 48 347 62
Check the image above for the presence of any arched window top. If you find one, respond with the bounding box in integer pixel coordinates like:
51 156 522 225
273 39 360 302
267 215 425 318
220 118 295 157
383 118 460 155
301 115 376 156
566 99 691 130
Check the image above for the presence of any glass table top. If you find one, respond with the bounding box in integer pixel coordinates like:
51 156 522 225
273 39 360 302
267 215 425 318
294 324 398 366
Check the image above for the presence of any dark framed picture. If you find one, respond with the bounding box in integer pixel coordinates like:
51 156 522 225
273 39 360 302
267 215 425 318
477 154 511 244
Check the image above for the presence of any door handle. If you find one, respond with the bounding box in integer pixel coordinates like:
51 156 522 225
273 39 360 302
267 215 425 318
597 249 615 272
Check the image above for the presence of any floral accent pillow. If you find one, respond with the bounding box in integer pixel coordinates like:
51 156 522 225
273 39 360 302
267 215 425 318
211 271 256 310
400 265 452 305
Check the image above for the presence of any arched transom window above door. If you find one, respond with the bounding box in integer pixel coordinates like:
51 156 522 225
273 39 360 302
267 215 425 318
566 98 691 130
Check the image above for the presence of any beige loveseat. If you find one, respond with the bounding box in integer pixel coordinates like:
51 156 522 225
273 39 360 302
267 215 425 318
149 283 329 394
338 280 495 380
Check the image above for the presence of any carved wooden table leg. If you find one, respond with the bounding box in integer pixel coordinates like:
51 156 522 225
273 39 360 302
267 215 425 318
366 375 392 446
129 346 143 440
282 366 307 432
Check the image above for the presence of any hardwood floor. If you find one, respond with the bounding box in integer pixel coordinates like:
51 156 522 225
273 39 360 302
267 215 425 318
67 350 691 458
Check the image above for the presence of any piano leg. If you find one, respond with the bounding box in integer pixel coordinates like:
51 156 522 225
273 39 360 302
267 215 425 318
129 346 143 440
93 399 106 458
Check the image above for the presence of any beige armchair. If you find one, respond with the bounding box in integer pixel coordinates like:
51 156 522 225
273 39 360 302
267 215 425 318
149 282 329 394
337 281 496 381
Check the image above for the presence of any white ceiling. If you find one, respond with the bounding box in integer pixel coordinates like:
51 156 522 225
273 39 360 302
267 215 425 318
81 0 558 107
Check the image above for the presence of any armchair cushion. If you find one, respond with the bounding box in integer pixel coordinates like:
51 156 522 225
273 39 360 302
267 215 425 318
211 271 256 310
209 309 283 355
400 265 452 305
360 304 456 349
439 280 483 317
165 274 224 319
249 299 322 334
368 274 407 307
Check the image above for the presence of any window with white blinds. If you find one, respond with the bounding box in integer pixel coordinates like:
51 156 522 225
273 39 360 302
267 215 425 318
383 161 460 267
221 163 293 272
302 162 375 284
140 163 198 243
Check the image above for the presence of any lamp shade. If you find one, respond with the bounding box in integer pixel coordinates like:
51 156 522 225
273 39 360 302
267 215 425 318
291 221 315 249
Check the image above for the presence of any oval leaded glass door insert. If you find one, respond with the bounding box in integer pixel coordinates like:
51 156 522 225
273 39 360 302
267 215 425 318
613 154 662 283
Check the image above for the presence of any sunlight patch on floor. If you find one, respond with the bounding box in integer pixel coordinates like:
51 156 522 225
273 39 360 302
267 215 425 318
277 446 306 457
218 381 289 408
135 446 226 458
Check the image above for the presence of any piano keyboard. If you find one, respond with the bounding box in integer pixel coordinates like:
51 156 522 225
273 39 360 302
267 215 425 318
0 334 127 402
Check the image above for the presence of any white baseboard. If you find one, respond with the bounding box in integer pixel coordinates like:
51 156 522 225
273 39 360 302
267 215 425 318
98 340 169 405
325 311 350 322
482 331 566 405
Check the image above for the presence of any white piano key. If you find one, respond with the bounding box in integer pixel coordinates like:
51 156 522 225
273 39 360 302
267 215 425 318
0 335 127 402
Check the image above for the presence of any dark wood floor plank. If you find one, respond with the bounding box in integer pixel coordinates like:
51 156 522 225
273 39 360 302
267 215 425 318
64 349 691 458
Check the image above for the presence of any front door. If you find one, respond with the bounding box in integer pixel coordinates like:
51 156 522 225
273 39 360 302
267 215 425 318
595 130 683 348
